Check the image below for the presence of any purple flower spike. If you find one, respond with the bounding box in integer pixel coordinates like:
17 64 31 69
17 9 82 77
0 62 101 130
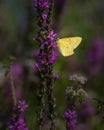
8 100 28 130
34 0 58 128
8 117 29 130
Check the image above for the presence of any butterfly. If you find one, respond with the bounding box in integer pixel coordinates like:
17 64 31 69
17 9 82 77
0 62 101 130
57 37 82 56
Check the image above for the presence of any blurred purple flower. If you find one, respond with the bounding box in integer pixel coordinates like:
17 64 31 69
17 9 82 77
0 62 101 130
77 123 90 130
87 37 104 74
31 49 39 57
64 109 77 120
69 74 87 84
4 83 22 103
80 99 95 118
64 109 77 130
34 63 40 70
53 74 59 80
8 118 28 130
3 62 23 103
68 119 77 130
17 100 28 112
87 38 104 60
10 62 23 77
10 62 23 83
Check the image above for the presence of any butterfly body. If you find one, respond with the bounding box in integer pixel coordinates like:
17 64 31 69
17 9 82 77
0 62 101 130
57 37 82 56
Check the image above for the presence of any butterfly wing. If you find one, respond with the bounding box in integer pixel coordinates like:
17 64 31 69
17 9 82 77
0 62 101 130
57 39 74 56
57 37 82 56
67 37 82 49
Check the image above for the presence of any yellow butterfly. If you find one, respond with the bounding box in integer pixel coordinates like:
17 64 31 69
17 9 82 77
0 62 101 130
57 37 82 57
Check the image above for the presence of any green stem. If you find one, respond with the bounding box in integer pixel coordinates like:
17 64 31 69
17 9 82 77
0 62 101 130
50 0 54 24
47 0 54 26
46 67 56 130
37 79 46 129
10 66 17 106
47 85 56 130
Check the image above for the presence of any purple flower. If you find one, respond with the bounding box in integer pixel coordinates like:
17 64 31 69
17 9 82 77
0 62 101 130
34 63 40 70
40 41 48 47
87 38 104 61
40 60 45 65
6 62 23 102
42 13 47 20
49 51 57 64
80 99 95 118
34 0 50 8
39 51 46 59
51 42 57 48
64 109 77 120
17 100 28 112
32 34 39 41
87 37 104 74
10 62 23 83
31 49 39 57
64 109 77 130
8 100 28 130
10 62 23 76
48 30 57 41
4 83 22 103
68 119 77 130
8 118 28 130
39 0 50 8
69 74 87 84
53 74 59 80
15 119 25 129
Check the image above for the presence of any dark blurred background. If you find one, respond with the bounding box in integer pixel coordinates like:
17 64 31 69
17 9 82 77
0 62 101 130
0 0 104 129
